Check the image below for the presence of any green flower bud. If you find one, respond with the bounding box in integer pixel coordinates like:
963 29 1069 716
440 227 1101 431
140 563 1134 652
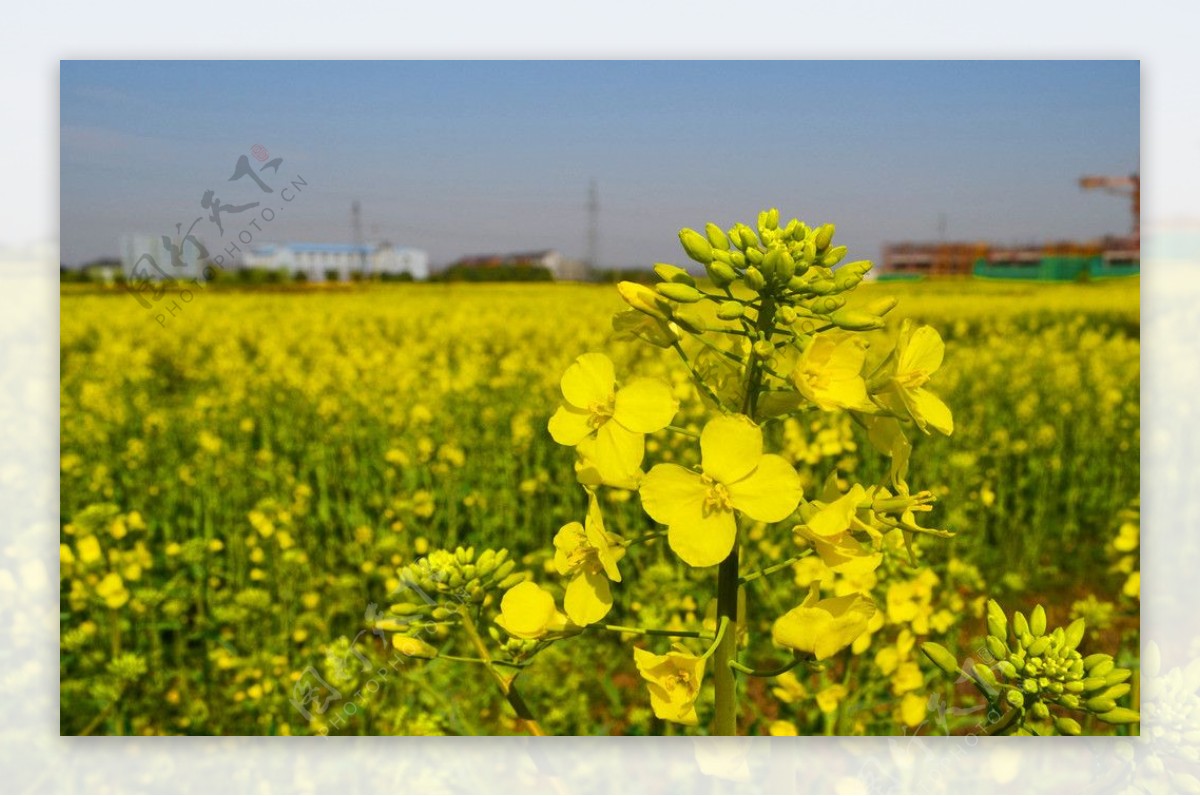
758 208 779 234
986 635 1008 661
716 301 745 320
973 662 1000 690
497 572 527 590
807 278 837 296
1063 618 1086 651
1099 683 1131 701
815 223 835 251
1086 696 1117 713
1023 678 1039 694
654 263 696 287
734 224 759 252
1080 676 1106 692
431 606 457 621
1064 680 1085 693
706 261 737 287
1013 611 1029 639
1097 707 1141 725
813 296 847 314
1030 605 1047 636
1005 689 1025 708
705 223 730 251
833 270 863 291
656 282 704 303
821 246 848 267
986 600 1007 640
759 248 781 282
1082 653 1110 669
744 266 766 291
1055 716 1082 736
492 559 516 582
1088 659 1115 678
997 660 1018 678
777 306 797 324
1027 637 1050 658
752 340 774 359
679 228 714 264
831 309 884 331
745 247 764 265
1060 693 1081 708
1104 668 1132 686
730 251 747 268
389 602 426 616
920 642 960 677
1031 701 1050 720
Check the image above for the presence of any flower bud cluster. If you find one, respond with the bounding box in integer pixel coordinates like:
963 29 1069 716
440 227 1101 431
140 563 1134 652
922 599 1139 735
619 210 896 338
386 547 525 637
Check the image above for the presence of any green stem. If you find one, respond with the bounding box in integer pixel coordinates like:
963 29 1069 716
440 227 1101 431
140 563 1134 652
664 424 700 439
713 548 740 736
670 341 730 411
595 624 713 640
439 654 526 669
738 551 813 586
729 653 804 678
459 609 546 736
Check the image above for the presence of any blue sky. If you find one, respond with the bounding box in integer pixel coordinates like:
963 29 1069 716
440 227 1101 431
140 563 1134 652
59 60 1139 268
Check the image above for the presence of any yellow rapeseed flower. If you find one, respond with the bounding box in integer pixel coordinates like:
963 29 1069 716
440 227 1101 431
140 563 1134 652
96 572 129 609
553 492 624 625
639 414 802 567
791 334 875 412
548 353 678 487
878 320 953 435
494 582 570 640
633 645 706 725
772 582 875 661
77 535 102 565
793 484 882 575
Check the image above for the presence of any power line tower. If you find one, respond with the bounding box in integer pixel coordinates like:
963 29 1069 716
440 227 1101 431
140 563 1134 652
351 200 367 276
586 179 599 270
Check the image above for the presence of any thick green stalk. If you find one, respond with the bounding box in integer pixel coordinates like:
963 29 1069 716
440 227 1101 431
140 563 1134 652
713 293 778 736
713 544 740 735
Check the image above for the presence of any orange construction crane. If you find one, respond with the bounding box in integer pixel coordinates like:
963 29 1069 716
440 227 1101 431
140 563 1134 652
1079 173 1140 241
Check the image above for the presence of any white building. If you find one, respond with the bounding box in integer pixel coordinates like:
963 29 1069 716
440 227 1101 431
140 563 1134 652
242 242 428 281
120 233 208 281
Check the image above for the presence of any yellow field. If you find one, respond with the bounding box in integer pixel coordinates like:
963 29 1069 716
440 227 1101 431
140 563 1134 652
59 276 1139 736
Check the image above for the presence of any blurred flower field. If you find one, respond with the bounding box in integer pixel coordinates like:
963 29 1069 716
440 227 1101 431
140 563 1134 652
59 277 1139 735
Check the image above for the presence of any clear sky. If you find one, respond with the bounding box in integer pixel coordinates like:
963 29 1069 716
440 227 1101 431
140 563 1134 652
60 60 1139 268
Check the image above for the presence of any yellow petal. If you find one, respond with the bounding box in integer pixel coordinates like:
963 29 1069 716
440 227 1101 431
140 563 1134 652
584 500 622 582
668 501 738 568
700 414 762 484
727 455 802 523
496 582 557 639
772 593 876 661
564 569 612 626
560 352 615 408
592 420 645 480
638 464 705 525
548 406 594 446
909 388 953 435
612 377 678 433
803 485 865 538
900 324 944 376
